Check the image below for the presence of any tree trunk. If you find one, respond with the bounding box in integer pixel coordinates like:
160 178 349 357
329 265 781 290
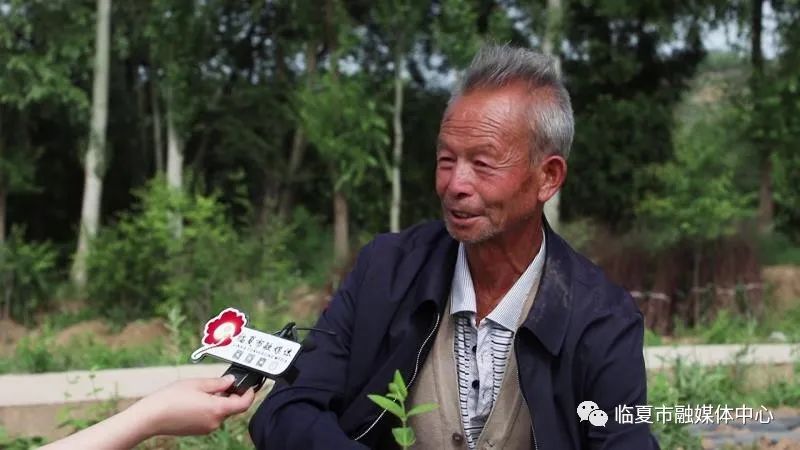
276 129 306 221
165 95 183 238
0 109 5 243
277 44 317 221
758 156 773 233
150 76 164 175
333 188 350 267
751 0 773 233
542 0 563 231
72 0 111 290
692 247 702 326
390 51 405 233
166 98 183 191
278 42 319 220
0 187 5 245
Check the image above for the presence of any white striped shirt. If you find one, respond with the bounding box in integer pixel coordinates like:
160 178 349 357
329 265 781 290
450 234 546 449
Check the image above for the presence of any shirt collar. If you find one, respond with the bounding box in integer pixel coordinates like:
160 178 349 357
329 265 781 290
449 229 547 331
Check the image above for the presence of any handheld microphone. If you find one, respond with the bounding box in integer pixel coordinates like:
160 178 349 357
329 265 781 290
190 308 334 396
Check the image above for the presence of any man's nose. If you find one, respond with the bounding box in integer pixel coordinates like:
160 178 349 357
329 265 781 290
446 161 475 199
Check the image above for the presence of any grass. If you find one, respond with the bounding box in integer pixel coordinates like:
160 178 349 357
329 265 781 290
759 232 800 265
0 334 179 375
649 355 800 448
649 301 800 346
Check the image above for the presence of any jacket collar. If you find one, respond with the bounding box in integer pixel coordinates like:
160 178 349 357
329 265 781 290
519 217 573 356
414 218 573 356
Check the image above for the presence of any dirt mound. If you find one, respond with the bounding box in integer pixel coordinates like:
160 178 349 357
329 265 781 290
0 319 27 356
757 437 800 450
0 319 26 344
53 320 112 347
109 319 170 348
763 265 800 310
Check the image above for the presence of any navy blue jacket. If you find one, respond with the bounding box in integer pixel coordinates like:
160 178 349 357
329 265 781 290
249 220 659 449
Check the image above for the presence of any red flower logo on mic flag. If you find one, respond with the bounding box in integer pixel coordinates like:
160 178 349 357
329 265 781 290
202 308 246 347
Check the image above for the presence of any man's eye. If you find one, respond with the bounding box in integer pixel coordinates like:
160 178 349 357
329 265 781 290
437 157 454 166
474 160 490 168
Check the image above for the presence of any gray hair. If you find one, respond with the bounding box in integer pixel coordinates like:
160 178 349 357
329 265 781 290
450 44 574 160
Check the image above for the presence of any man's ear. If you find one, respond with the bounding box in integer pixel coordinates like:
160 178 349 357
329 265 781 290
537 154 567 203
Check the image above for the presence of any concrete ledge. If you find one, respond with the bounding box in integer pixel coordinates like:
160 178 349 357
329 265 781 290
1 344 798 408
644 344 800 370
0 363 230 407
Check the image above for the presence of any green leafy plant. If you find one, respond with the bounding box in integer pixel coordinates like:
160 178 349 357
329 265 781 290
0 226 58 325
367 370 438 449
86 179 301 326
57 371 120 434
0 425 46 450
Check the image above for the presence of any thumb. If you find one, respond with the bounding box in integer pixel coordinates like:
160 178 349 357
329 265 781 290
197 375 236 394
218 387 256 415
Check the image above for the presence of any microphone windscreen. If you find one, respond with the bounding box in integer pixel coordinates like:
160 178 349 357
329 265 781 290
301 337 317 352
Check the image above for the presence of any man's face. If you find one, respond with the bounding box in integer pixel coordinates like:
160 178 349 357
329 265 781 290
435 82 543 244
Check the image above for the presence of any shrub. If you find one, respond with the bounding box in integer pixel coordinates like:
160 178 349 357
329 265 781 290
0 226 58 325
86 180 301 326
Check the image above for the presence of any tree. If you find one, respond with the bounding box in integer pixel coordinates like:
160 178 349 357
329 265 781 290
374 0 426 232
0 0 90 243
637 84 753 323
558 0 714 229
749 0 774 233
72 0 111 289
297 70 389 266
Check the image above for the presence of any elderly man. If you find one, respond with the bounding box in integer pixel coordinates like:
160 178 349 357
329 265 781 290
249 45 658 449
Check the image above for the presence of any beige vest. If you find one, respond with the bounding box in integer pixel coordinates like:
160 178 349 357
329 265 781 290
407 279 540 450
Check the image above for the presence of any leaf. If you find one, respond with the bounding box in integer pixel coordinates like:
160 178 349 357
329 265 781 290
392 427 416 447
407 402 439 417
367 394 405 419
393 370 408 397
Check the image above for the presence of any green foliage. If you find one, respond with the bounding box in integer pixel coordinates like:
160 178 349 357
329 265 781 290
0 332 171 374
636 89 753 249
0 0 91 111
298 72 390 192
175 417 254 450
0 426 46 450
368 370 438 449
57 371 121 434
698 310 758 345
666 303 800 345
85 180 300 325
558 218 598 254
433 0 480 67
759 232 800 266
0 226 58 325
564 95 677 229
647 373 703 450
643 328 662 346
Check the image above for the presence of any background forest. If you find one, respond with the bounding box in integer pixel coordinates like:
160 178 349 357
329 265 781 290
0 0 799 368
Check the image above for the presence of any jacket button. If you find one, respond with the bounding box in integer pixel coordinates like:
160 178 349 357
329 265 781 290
451 432 464 445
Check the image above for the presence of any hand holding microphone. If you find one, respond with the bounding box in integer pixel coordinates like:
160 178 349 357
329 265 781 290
40 375 255 450
190 308 332 396
129 375 255 436
40 307 320 450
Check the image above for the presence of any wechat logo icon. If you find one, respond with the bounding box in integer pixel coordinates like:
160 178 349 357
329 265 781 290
577 400 608 427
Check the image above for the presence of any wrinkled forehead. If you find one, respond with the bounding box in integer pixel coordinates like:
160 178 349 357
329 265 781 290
438 85 531 146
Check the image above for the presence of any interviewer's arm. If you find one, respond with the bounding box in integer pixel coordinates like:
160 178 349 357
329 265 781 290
41 375 255 450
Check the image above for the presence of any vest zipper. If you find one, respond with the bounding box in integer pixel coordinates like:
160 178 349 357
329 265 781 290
515 334 539 450
354 311 442 442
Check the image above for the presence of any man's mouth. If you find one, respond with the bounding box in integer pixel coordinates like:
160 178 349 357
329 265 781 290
450 210 478 219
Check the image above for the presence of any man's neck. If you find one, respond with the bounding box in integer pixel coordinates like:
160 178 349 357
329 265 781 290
465 218 544 323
